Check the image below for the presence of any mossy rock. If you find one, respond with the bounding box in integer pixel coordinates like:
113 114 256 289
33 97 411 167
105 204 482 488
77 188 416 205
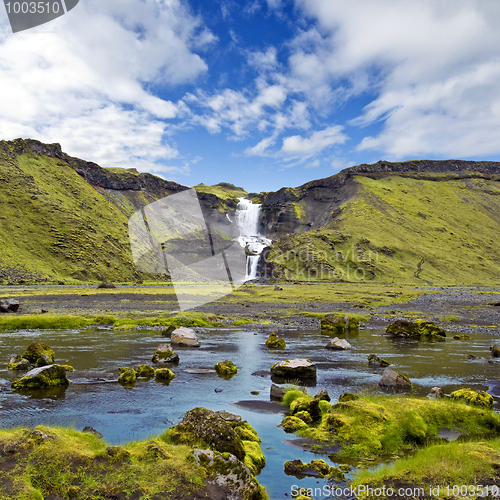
136 364 155 377
281 416 309 433
154 368 175 382
338 392 360 402
320 315 347 334
161 324 177 337
22 341 55 366
118 367 136 385
106 446 131 460
290 397 311 415
323 413 349 432
451 388 494 408
270 359 316 379
453 335 470 340
215 360 237 378
284 459 342 479
368 354 391 367
294 411 312 425
152 344 179 364
61 364 74 372
491 344 500 357
11 364 69 390
193 448 266 500
242 440 266 475
265 332 286 349
386 320 446 338
8 355 30 370
234 422 261 443
173 408 245 460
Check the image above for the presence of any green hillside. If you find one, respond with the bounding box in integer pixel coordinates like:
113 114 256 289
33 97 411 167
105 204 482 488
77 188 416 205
267 174 500 285
0 146 141 283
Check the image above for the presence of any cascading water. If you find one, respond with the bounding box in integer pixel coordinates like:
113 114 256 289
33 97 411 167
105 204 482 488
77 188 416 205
235 198 272 281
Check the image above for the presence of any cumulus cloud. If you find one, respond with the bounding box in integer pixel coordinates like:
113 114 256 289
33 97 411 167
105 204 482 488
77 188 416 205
294 0 500 158
0 0 212 171
281 125 347 158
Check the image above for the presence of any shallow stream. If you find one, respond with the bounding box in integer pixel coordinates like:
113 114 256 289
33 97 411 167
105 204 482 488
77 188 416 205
1 326 499 499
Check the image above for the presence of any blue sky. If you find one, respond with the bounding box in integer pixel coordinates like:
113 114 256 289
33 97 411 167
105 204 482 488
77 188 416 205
1 1 500 192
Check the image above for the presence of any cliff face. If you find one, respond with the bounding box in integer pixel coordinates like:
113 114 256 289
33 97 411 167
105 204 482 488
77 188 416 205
260 159 500 239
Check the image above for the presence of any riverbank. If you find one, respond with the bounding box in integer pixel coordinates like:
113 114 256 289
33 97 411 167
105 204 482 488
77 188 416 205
0 283 498 335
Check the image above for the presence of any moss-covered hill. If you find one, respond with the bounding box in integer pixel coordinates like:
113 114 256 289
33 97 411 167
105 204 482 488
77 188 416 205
0 139 189 283
263 166 500 285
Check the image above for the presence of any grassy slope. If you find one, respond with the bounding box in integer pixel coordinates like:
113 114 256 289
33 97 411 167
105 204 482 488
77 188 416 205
268 174 500 284
0 151 140 282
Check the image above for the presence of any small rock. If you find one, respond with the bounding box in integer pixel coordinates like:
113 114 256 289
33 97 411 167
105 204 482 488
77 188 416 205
22 341 55 367
118 368 136 385
155 368 175 382
0 298 20 313
215 360 237 378
265 332 286 349
453 335 470 340
270 359 316 379
106 446 130 459
274 285 283 291
379 368 412 389
136 364 155 377
152 344 179 364
270 384 286 401
8 355 30 371
325 337 352 350
251 391 259 395
82 426 103 439
368 354 391 367
427 387 445 399
314 388 331 402
171 326 200 347
97 282 116 289
467 354 477 360
490 345 500 357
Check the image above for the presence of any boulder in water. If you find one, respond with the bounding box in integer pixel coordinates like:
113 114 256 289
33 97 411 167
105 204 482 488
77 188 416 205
368 354 391 367
265 332 286 349
171 326 200 347
152 344 179 364
22 341 55 367
155 368 175 382
11 365 69 390
491 344 500 357
8 355 30 371
215 360 238 378
325 337 351 350
427 387 445 399
136 364 155 377
386 320 446 338
270 359 316 379
379 368 412 389
118 368 136 385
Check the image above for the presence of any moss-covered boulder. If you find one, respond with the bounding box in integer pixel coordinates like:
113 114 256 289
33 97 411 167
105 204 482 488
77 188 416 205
368 354 391 367
281 416 309 433
490 344 500 357
118 367 136 385
171 407 245 460
320 315 347 335
154 368 175 382
22 341 55 366
379 368 412 390
284 459 344 479
8 355 30 371
193 449 267 500
338 392 360 403
136 364 155 377
11 365 69 390
270 359 316 379
242 440 266 475
451 388 494 408
386 320 446 339
151 344 179 364
215 360 238 378
265 332 286 349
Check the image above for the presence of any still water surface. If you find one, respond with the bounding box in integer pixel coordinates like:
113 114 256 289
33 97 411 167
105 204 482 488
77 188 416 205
1 326 499 499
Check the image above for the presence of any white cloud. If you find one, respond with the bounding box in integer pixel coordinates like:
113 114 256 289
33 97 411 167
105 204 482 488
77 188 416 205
294 0 500 158
0 0 212 170
247 47 278 72
281 125 347 157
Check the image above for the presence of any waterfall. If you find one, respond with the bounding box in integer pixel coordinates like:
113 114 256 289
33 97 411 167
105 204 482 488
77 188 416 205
235 198 272 281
